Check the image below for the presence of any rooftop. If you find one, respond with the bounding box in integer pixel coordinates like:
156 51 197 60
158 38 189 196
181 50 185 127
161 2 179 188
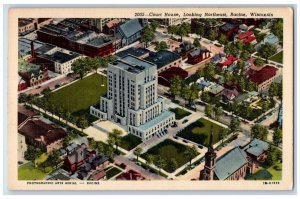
189 47 210 57
215 147 248 180
18 38 44 57
249 65 278 85
132 109 174 132
116 47 150 58
40 50 81 64
243 138 269 157
118 19 144 38
144 50 181 69
112 55 156 74
208 84 224 95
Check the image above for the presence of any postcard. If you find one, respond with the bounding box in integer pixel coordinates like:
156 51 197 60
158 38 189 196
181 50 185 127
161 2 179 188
7 7 293 190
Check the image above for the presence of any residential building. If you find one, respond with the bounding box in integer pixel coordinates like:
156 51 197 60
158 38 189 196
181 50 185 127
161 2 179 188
187 47 211 65
234 91 260 106
249 65 279 92
191 19 224 35
37 22 114 57
90 55 175 141
18 118 67 153
235 31 257 44
221 88 239 102
217 55 238 71
18 18 53 36
161 18 191 26
175 41 195 59
18 76 28 91
18 58 49 87
117 19 147 46
207 84 224 97
116 169 145 180
219 23 239 41
63 143 95 172
255 33 280 51
103 19 121 35
144 50 182 73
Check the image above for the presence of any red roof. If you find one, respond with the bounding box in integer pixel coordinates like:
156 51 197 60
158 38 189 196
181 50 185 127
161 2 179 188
249 65 278 85
105 19 120 28
116 170 145 181
243 36 256 44
158 67 188 87
218 55 238 67
236 31 254 40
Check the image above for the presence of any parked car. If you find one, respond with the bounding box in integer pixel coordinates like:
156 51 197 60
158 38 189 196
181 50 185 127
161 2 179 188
55 84 60 89
182 119 188 124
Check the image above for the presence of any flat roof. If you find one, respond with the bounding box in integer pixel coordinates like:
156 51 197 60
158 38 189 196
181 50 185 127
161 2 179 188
116 47 150 58
40 50 80 64
18 38 44 56
132 109 174 132
113 55 156 74
144 50 181 69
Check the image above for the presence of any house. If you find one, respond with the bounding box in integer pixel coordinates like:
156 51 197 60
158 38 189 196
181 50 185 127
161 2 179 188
88 170 107 181
221 88 239 102
242 138 269 173
255 33 280 51
211 53 226 64
187 47 211 65
18 105 39 127
175 41 195 59
249 65 279 92
18 58 49 87
200 130 249 180
116 47 150 59
234 91 260 106
18 118 67 153
195 77 213 93
144 50 182 73
47 171 71 181
219 23 239 41
116 169 145 180
18 76 28 91
217 55 238 71
235 31 257 45
63 144 95 172
103 19 121 35
77 154 109 180
207 84 224 97
191 18 224 36
117 19 147 46
158 67 188 87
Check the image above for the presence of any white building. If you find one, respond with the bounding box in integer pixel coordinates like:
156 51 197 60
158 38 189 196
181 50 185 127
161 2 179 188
90 55 175 141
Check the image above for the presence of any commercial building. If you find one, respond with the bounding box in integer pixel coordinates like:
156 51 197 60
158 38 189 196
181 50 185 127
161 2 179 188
37 22 114 57
249 65 279 92
90 55 175 141
18 18 53 36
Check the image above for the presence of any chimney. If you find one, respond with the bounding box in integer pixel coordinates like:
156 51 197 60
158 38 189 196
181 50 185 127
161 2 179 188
31 41 36 61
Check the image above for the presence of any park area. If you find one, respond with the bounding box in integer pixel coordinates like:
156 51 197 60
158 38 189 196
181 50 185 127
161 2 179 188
169 107 191 120
245 162 282 180
177 118 225 146
141 139 199 173
18 162 48 180
269 51 283 64
119 134 142 151
46 73 107 123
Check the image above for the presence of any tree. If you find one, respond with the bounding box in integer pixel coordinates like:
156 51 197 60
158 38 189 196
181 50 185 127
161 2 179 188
56 106 64 122
167 25 178 36
201 91 211 103
193 38 201 48
229 117 241 136
111 129 122 152
188 83 199 106
41 88 51 98
184 146 198 167
219 128 230 145
215 106 223 121
48 150 61 169
169 158 178 172
72 58 88 80
65 110 71 125
247 81 257 92
96 142 105 154
145 154 155 167
154 41 168 51
24 146 42 163
203 62 215 80
268 82 279 97
150 21 160 31
169 75 183 100
254 57 265 67
240 51 250 60
76 117 88 132
196 26 205 38
205 104 214 118
258 43 277 62
18 93 28 103
26 94 34 108
218 34 227 45
140 27 155 47
105 146 115 160
270 19 283 41
88 137 98 149
133 147 143 161
177 22 190 41
243 43 255 54
156 156 166 173
273 128 282 146
265 145 281 166
251 124 268 141
207 29 217 41
235 40 244 51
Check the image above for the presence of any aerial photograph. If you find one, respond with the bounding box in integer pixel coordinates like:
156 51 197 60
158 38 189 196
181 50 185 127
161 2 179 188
17 17 283 181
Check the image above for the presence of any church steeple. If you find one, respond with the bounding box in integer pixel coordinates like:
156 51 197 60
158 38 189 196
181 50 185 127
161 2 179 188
200 125 217 180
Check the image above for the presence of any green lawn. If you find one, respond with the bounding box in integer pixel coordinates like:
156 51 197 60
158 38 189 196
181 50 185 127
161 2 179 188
119 134 142 151
269 51 283 64
169 107 191 120
141 139 199 173
106 167 122 179
47 73 107 123
18 162 48 180
245 162 282 180
177 118 225 146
